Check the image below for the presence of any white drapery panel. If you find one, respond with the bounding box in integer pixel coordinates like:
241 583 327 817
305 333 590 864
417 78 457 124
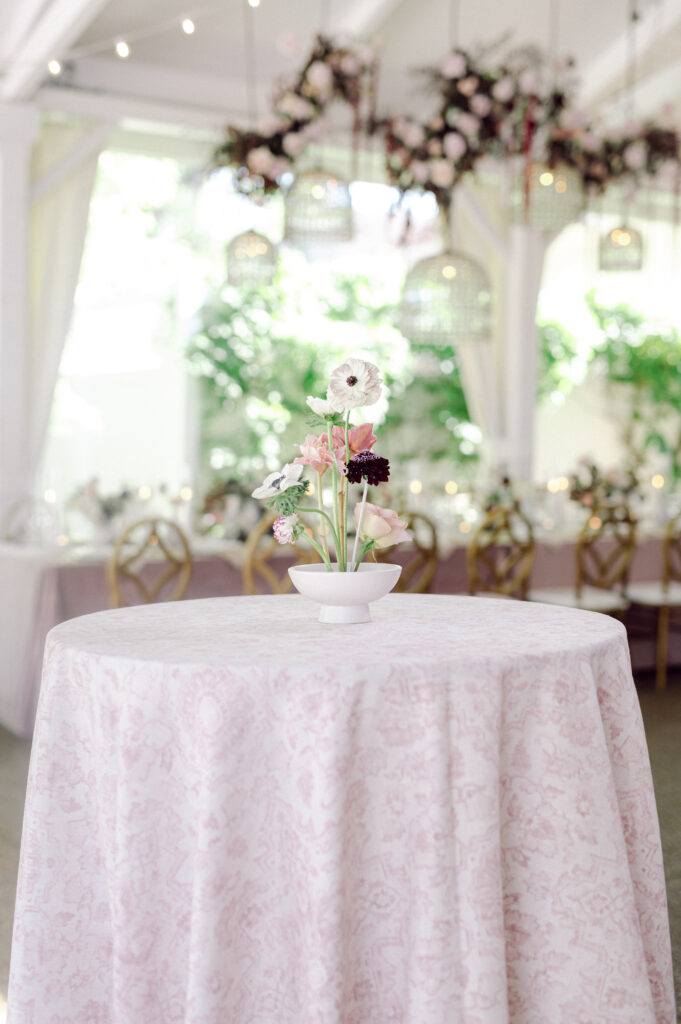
448 178 510 473
448 173 550 480
28 119 110 480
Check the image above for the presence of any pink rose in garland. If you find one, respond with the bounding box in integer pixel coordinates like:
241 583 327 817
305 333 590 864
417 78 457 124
251 356 408 571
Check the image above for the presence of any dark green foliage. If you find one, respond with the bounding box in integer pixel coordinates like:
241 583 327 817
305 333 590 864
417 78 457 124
586 291 681 478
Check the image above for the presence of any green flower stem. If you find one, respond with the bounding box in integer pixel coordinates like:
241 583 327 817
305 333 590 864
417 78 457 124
343 411 350 572
305 533 332 570
316 470 329 562
351 478 368 567
327 422 344 569
302 505 338 546
353 539 375 571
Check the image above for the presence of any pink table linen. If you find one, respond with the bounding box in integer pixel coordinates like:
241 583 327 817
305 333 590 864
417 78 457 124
0 534 673 738
8 594 675 1023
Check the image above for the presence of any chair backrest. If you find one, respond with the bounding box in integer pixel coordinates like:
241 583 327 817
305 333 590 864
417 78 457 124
242 509 318 595
467 505 535 599
376 511 438 593
575 503 636 596
107 517 192 608
661 511 681 588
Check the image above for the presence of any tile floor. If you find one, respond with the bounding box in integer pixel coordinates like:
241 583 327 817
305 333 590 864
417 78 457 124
0 682 679 1019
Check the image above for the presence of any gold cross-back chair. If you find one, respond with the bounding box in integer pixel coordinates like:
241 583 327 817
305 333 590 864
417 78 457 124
107 517 193 608
376 511 439 593
528 503 636 613
242 509 319 594
467 505 535 599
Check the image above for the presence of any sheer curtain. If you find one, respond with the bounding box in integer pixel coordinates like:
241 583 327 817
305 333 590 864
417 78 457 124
451 176 549 480
449 179 510 473
28 119 110 481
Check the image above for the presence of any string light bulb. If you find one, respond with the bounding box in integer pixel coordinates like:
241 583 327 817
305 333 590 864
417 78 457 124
181 18 195 34
47 59 62 75
115 40 130 58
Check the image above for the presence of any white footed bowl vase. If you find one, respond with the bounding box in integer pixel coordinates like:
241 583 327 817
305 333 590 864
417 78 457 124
288 562 402 623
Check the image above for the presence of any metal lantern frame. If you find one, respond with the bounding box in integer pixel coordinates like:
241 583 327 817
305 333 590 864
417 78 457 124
284 168 353 246
598 223 644 272
226 229 278 287
514 162 585 232
398 248 493 347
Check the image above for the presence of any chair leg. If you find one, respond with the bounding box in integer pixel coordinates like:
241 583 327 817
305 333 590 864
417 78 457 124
656 604 670 692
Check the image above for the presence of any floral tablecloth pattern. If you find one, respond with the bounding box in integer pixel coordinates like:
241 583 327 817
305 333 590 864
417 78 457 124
8 594 675 1023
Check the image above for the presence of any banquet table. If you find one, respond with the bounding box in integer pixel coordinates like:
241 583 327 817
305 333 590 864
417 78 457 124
8 594 675 1023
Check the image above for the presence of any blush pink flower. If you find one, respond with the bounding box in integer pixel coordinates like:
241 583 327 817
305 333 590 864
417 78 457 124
332 422 377 459
354 503 410 550
294 434 336 475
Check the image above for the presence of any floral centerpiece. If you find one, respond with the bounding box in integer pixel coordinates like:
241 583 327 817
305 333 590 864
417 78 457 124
67 479 133 525
250 357 409 572
568 458 640 510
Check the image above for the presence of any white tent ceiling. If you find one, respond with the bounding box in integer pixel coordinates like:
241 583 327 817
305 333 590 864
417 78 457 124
1 0 681 137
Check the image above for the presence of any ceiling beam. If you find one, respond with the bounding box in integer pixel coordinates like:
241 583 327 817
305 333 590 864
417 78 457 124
38 84 230 134
1 0 110 101
0 0 50 66
578 0 681 115
53 55 271 127
334 0 404 38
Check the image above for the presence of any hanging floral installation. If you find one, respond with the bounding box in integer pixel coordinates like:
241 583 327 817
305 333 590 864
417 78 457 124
384 50 680 207
214 34 681 206
213 35 376 196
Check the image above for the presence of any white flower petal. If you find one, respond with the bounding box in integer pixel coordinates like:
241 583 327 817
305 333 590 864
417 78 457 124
306 396 335 416
327 358 382 411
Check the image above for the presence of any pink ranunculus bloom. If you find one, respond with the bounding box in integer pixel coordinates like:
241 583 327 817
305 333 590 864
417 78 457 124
273 513 299 545
294 434 336 475
354 502 410 550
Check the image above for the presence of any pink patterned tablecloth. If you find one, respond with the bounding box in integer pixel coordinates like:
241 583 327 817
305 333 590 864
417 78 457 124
8 594 675 1023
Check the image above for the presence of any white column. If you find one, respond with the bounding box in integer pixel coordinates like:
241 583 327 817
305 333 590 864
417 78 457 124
503 224 548 482
0 103 39 518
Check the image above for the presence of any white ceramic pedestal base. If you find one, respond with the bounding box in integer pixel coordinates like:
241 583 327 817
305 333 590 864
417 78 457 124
288 563 402 624
318 602 371 624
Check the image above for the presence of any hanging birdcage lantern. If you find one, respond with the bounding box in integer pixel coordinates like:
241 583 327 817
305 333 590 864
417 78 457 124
598 223 643 271
513 162 585 232
284 168 353 246
398 250 492 347
226 230 277 287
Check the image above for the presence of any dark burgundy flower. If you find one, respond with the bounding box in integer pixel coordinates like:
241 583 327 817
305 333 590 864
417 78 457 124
346 451 390 486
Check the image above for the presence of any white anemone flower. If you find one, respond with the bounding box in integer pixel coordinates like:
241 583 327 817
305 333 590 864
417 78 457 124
327 358 382 412
306 395 335 417
251 462 304 500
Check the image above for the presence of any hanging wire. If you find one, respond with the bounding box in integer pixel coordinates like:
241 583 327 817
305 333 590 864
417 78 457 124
548 0 559 75
449 0 460 49
320 0 331 35
626 0 639 125
242 0 258 126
